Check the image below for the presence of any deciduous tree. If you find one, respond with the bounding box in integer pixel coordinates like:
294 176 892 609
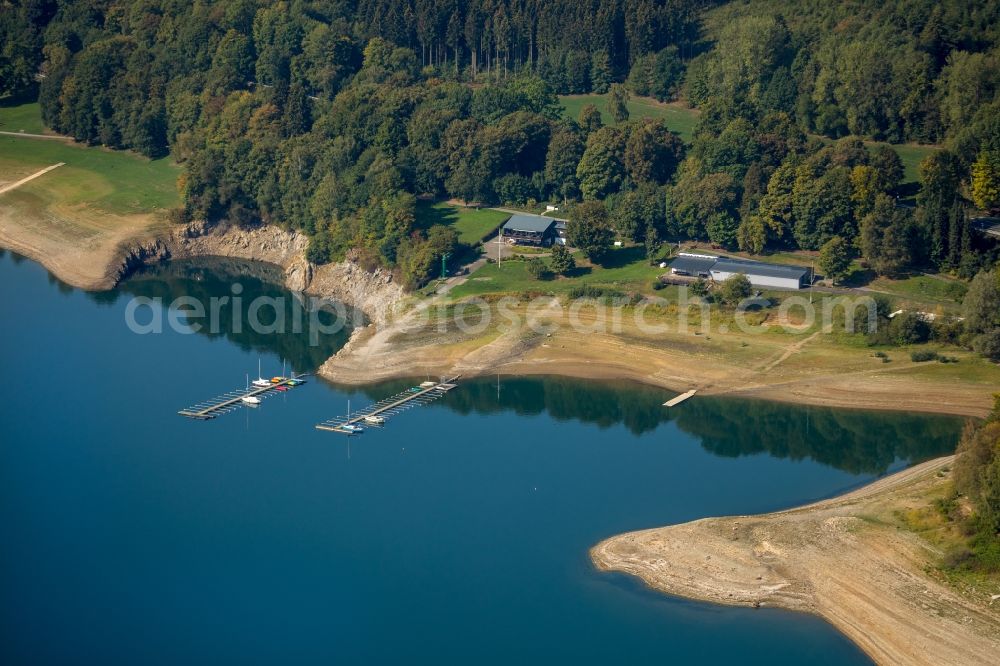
818 235 853 284
568 201 614 264
607 83 629 123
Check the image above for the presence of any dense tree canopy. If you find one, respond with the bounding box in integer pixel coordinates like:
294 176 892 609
2 0 999 287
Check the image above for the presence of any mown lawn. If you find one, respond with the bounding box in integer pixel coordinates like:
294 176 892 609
449 245 663 298
415 201 510 245
0 134 180 214
868 274 968 306
0 101 49 135
559 94 698 142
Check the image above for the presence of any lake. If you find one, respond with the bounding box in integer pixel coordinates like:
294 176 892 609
0 251 963 664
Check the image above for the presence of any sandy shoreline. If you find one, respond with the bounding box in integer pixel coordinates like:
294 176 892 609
1 209 997 419
319 308 998 418
591 457 1000 665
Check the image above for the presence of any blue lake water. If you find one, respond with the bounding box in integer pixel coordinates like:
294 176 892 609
0 251 963 664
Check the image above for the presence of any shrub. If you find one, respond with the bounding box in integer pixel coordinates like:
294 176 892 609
690 278 709 297
888 311 930 345
930 320 963 344
973 329 1000 361
526 257 548 280
719 274 752 306
910 350 939 362
568 285 620 299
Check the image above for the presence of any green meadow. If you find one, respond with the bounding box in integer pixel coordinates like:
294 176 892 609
0 100 49 135
415 201 510 245
0 101 179 215
559 94 699 142
449 245 663 299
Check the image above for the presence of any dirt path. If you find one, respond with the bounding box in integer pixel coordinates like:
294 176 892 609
591 458 1000 666
0 130 72 141
756 331 820 373
0 162 64 195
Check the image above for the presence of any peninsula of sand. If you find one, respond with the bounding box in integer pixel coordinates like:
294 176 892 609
591 457 1000 665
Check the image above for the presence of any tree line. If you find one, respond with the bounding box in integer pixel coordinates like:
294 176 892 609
0 1 998 290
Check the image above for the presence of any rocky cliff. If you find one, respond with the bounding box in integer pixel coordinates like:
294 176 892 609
159 221 406 326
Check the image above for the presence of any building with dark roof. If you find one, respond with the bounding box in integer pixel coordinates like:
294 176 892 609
502 214 557 246
669 253 810 290
554 220 568 246
668 253 717 278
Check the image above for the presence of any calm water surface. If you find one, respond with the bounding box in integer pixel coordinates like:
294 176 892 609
0 251 963 664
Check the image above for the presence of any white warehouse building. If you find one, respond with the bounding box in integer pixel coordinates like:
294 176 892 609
670 253 810 290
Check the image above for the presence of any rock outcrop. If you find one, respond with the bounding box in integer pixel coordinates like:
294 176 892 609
163 221 406 326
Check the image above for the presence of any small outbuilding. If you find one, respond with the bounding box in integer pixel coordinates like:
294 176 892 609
502 214 557 246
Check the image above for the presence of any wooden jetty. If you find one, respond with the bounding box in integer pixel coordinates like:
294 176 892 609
316 376 460 434
178 375 309 420
663 389 697 408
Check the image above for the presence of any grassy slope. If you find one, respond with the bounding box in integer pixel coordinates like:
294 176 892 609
0 101 49 135
559 94 699 142
870 141 935 184
0 139 179 215
0 103 182 288
414 201 510 245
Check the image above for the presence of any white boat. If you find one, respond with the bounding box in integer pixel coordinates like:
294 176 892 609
419 381 436 388
341 424 364 434
363 415 386 425
242 374 261 406
251 358 271 388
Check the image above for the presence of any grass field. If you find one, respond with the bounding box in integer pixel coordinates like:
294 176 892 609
450 245 662 298
415 201 510 245
868 274 968 307
559 94 699 142
0 134 179 214
0 101 49 135
866 141 936 184
0 102 182 287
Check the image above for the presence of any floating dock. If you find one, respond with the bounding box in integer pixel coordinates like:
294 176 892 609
178 375 309 420
663 389 697 407
316 376 460 434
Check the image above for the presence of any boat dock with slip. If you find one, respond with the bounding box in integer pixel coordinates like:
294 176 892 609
178 374 309 420
316 376 460 435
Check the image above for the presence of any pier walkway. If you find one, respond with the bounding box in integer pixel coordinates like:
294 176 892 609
316 376 460 434
178 375 309 420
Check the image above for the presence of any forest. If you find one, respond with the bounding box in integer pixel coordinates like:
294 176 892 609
1 0 999 292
